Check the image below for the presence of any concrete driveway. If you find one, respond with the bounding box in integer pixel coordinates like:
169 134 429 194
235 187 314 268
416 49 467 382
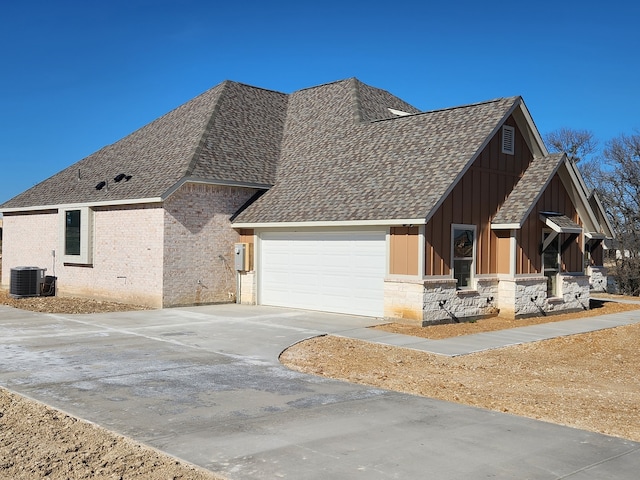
1 303 639 479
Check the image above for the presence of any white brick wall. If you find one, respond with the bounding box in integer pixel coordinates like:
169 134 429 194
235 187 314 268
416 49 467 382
1 206 165 306
162 183 257 306
1 211 58 287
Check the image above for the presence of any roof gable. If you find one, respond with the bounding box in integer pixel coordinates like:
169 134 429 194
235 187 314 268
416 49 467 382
492 154 610 237
491 153 565 227
234 90 520 225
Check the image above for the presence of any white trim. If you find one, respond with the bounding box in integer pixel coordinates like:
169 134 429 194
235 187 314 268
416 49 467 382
58 206 94 265
511 100 549 157
417 224 426 278
451 223 477 289
589 190 615 238
561 159 602 233
510 229 517 277
233 218 426 228
1 178 271 215
540 214 583 234
585 232 606 240
2 197 163 213
491 222 522 230
388 108 412 117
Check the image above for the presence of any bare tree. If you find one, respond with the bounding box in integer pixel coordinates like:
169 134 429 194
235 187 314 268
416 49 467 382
595 133 640 295
545 128 598 163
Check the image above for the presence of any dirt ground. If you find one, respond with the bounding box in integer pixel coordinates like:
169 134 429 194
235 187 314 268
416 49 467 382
2 286 640 478
281 297 640 443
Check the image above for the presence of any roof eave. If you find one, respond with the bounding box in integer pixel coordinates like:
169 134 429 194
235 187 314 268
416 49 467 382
1 196 164 214
232 218 427 229
490 223 522 230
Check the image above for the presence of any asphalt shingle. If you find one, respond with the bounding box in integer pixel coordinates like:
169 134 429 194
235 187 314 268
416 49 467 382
1 82 286 209
491 153 565 226
2 78 519 226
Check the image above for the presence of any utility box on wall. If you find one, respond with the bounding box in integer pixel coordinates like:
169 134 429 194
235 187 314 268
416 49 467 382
234 243 248 271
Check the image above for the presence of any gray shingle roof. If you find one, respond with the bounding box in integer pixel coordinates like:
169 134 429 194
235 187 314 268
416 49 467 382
2 77 520 226
234 79 519 223
491 153 565 226
1 81 287 209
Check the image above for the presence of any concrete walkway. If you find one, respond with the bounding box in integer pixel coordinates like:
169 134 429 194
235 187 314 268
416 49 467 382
1 303 639 479
337 307 640 356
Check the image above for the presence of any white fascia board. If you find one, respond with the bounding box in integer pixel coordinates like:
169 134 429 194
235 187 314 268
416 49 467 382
540 214 582 234
560 159 601 232
232 219 426 229
585 232 607 240
513 100 549 157
590 190 615 238
1 197 163 213
491 223 521 230
161 177 271 200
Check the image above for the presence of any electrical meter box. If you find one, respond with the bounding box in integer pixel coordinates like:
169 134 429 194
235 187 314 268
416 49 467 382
234 243 247 271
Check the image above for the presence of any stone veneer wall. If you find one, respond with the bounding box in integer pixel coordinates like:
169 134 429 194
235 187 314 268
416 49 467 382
421 278 499 324
162 183 257 306
587 266 607 292
239 271 256 304
502 274 590 318
384 274 590 325
383 277 425 323
559 274 590 311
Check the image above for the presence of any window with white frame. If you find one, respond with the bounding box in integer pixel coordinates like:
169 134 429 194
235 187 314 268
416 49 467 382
542 230 560 297
59 207 93 264
452 225 476 289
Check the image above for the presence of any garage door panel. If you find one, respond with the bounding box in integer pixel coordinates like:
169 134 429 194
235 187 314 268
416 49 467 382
260 231 385 317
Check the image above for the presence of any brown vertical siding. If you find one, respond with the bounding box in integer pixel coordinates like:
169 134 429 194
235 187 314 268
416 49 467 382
238 228 255 271
390 227 419 275
495 230 511 273
516 174 584 274
424 116 533 276
591 243 604 266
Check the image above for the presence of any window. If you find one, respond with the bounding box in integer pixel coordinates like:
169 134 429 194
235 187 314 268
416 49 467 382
502 125 515 155
59 207 93 264
65 210 81 255
542 231 560 297
452 225 476 289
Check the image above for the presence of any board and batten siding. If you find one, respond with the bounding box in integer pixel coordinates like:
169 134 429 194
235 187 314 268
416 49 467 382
517 174 584 274
424 116 533 277
389 226 419 275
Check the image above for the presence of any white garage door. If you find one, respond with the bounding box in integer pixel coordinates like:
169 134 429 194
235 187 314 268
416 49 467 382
259 231 386 317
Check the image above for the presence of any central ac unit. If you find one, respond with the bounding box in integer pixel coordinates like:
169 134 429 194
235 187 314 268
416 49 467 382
9 267 46 298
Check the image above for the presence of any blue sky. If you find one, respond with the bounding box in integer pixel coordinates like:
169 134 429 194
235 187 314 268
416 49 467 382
1 0 639 204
